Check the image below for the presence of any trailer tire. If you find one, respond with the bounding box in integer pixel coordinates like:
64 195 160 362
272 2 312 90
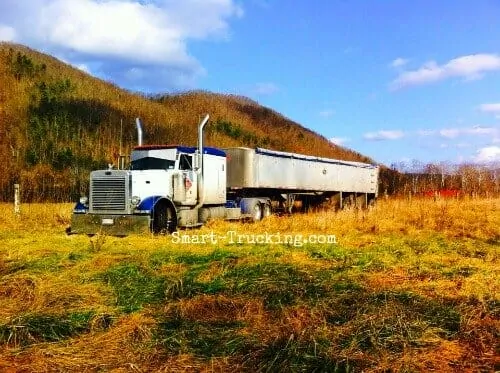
250 201 262 222
152 202 176 234
262 202 272 218
368 197 376 209
240 198 265 222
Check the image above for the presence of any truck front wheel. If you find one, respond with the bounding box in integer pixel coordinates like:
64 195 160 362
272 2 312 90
152 202 177 234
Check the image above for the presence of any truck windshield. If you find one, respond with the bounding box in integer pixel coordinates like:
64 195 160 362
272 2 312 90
130 157 175 170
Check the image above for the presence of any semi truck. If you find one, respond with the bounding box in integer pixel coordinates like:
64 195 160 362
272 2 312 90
70 115 379 235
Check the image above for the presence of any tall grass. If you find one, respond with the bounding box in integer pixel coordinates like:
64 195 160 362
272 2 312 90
0 198 498 372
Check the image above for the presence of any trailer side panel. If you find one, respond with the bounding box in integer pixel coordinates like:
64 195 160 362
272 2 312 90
225 147 378 195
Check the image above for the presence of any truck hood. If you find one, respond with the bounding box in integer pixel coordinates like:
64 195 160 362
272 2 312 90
130 169 175 201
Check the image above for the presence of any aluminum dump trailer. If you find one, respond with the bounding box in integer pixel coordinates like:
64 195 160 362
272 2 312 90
225 147 379 195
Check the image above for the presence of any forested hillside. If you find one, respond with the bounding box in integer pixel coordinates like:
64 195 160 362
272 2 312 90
0 43 373 201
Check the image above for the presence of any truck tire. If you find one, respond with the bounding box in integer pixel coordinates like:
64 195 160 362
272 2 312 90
152 202 176 234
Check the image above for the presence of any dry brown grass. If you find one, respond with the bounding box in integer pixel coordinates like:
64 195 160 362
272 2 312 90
0 198 498 372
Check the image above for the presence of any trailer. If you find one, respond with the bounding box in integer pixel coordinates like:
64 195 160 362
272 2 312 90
70 115 379 235
225 147 378 214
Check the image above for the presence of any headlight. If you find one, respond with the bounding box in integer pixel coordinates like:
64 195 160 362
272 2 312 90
130 196 141 206
79 196 88 205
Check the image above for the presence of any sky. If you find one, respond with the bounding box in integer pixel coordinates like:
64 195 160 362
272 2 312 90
1 0 500 167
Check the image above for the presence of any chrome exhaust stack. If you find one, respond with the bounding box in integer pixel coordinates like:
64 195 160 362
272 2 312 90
195 114 210 209
135 118 143 146
197 114 210 172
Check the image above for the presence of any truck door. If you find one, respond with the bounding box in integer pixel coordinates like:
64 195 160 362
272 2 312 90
218 160 226 200
178 153 197 205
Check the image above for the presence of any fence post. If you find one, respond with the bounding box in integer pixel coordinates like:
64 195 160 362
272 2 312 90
14 184 20 215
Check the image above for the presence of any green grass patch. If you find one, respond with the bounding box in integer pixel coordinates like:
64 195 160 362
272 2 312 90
249 336 355 373
25 252 65 272
102 263 167 313
338 291 461 354
0 311 103 346
148 250 175 269
2 253 67 275
164 261 363 310
174 249 239 265
222 263 331 309
152 249 241 299
165 267 226 299
308 245 350 261
157 314 250 357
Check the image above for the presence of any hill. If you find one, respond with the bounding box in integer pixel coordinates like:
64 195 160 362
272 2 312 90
0 43 374 202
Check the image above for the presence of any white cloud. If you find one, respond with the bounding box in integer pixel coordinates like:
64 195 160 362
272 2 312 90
438 142 471 149
0 0 242 91
319 109 335 118
363 130 404 141
439 128 461 138
252 82 279 95
390 54 500 90
37 1 192 67
329 137 349 146
474 146 500 163
0 24 16 41
479 103 500 114
439 125 498 138
390 57 408 68
469 126 498 135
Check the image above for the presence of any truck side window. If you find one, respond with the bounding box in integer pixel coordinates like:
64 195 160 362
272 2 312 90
179 154 193 170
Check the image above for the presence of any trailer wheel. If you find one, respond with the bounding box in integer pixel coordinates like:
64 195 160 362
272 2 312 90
262 202 272 218
368 197 376 209
152 203 176 234
251 202 263 222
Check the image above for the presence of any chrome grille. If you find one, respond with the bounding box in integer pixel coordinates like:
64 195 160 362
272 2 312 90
91 175 127 211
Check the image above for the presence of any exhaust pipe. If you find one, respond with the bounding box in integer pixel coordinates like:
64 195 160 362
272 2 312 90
135 118 143 146
195 114 210 209
197 114 210 172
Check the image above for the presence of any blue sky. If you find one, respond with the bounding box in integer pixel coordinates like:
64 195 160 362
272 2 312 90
1 0 500 166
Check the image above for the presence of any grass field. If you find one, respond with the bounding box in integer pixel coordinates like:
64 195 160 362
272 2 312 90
0 198 498 372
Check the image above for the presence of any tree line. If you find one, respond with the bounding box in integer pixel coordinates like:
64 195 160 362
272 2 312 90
380 161 500 198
